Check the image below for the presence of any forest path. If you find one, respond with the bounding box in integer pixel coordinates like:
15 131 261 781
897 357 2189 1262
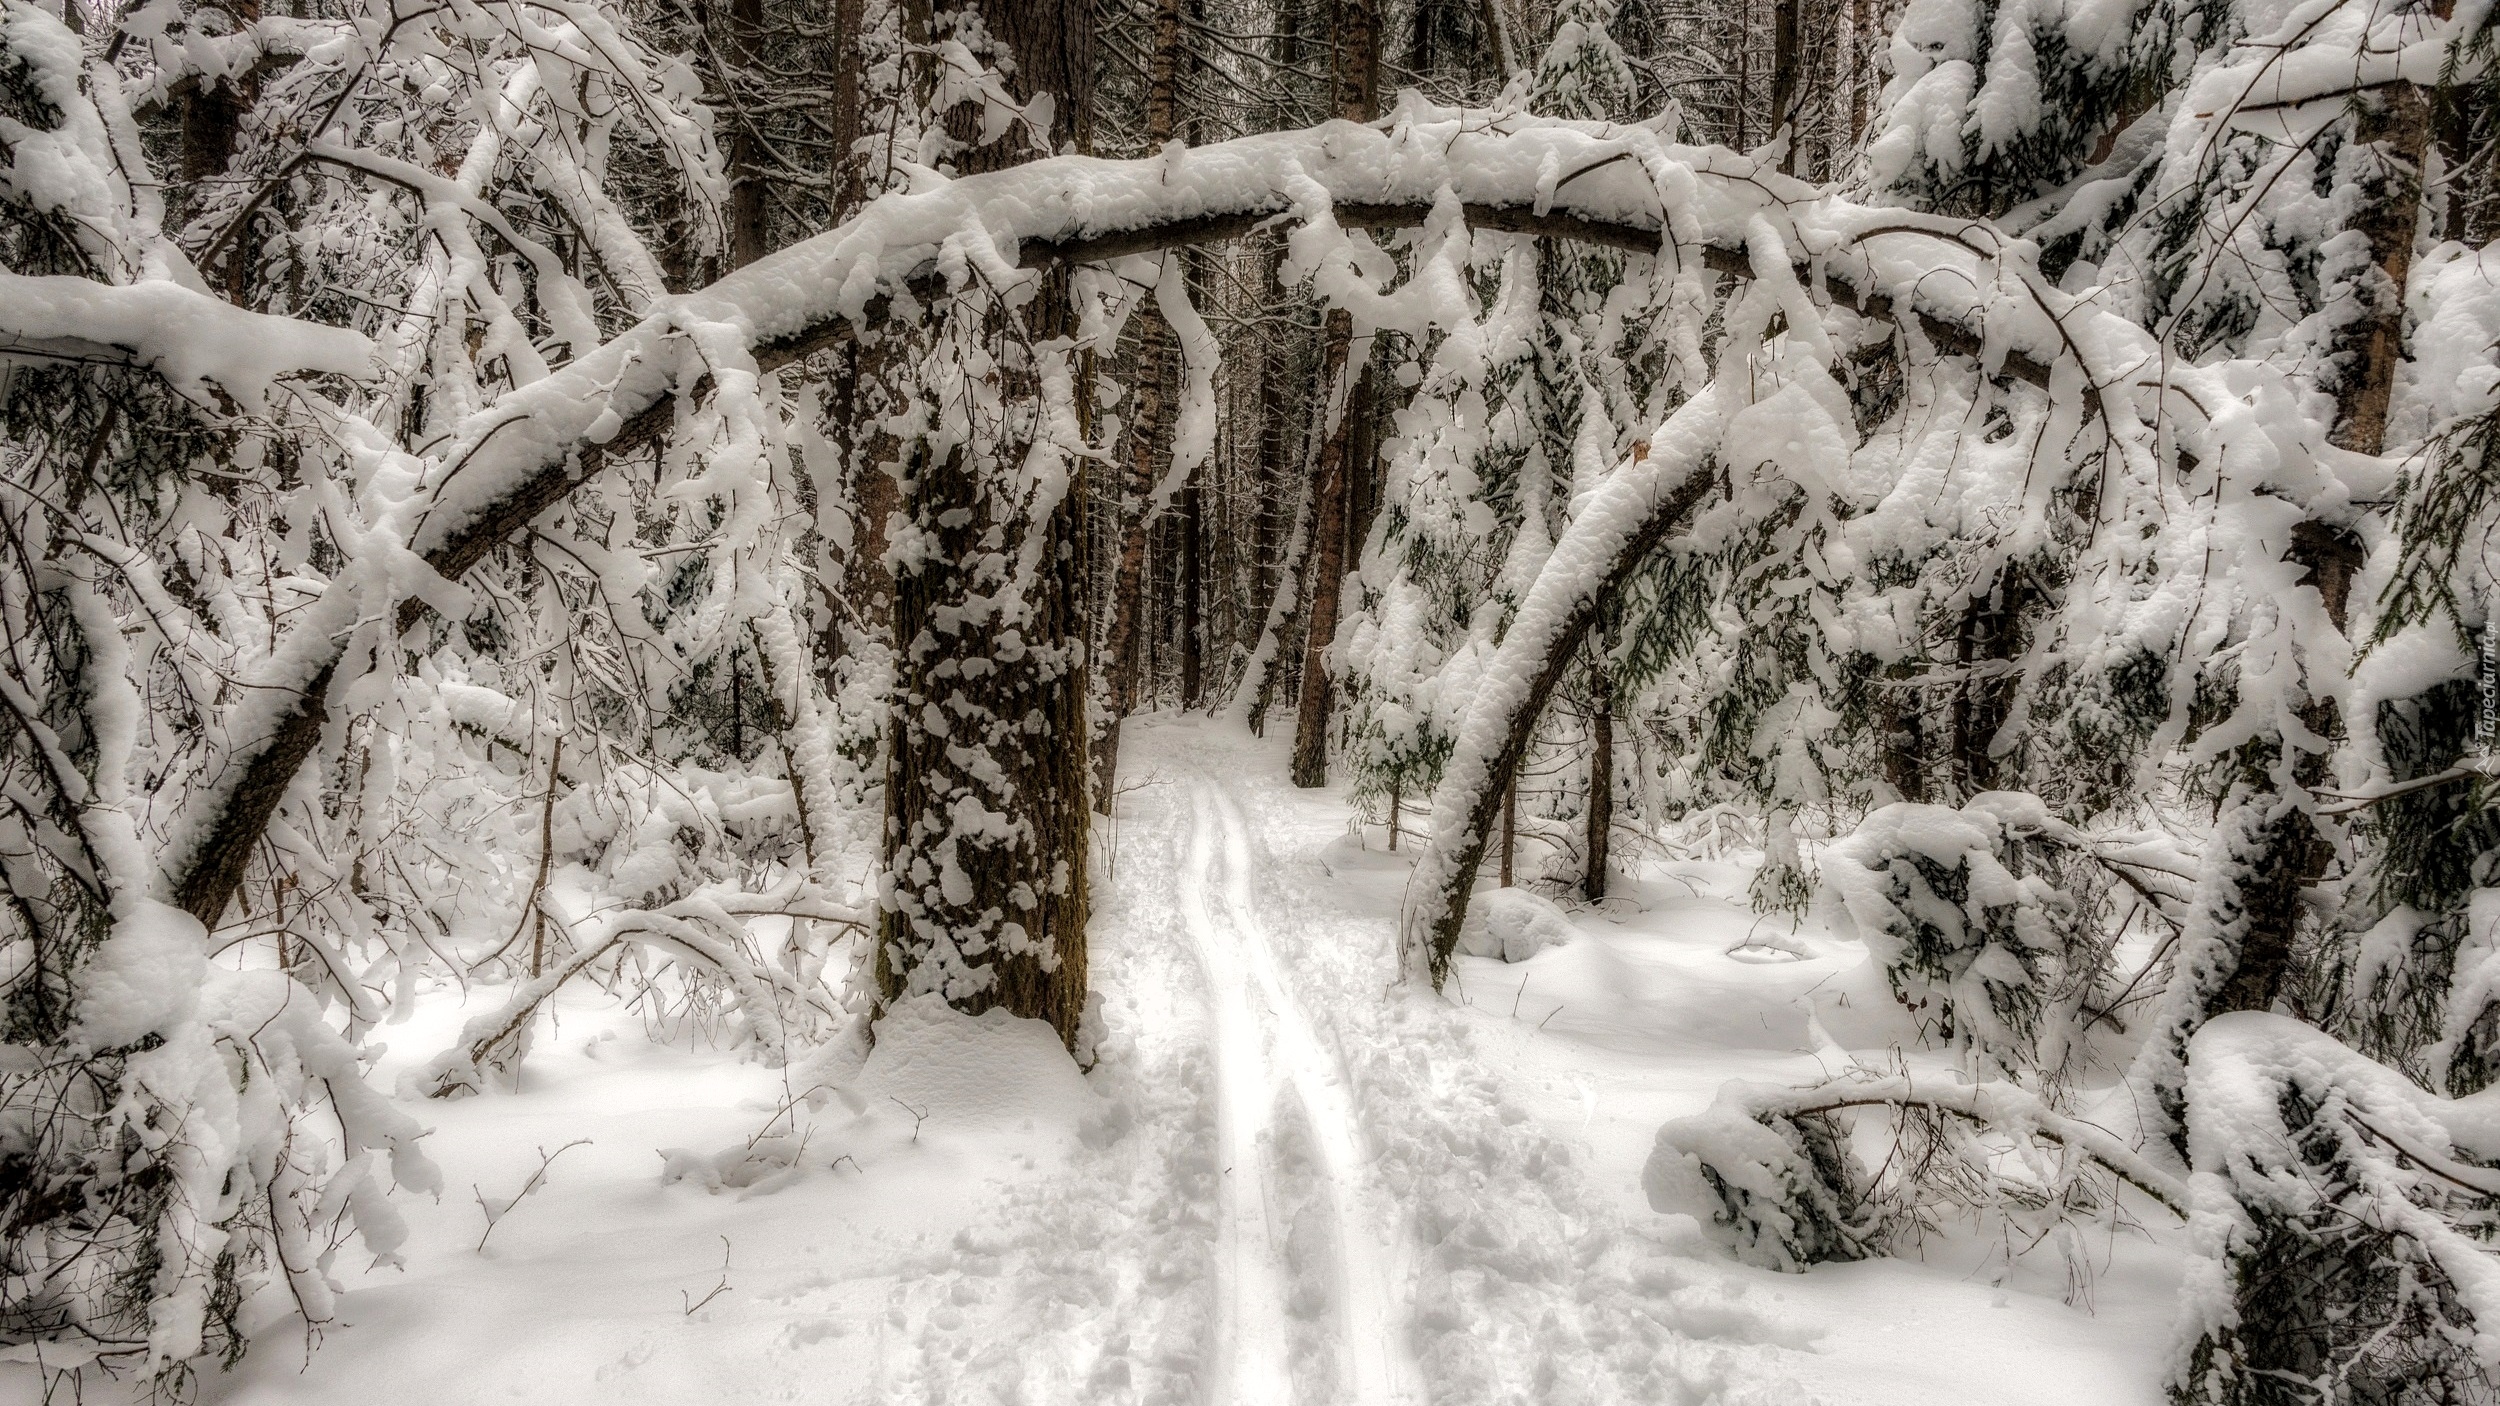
1179 768 1422 1406
166 720 2165 1406
1118 715 1803 1406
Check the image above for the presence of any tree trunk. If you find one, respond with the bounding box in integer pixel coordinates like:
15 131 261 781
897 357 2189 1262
1333 0 1380 123
1242 240 1315 736
1181 466 1204 707
721 0 769 270
1848 0 1871 145
1500 769 1516 888
1882 661 1927 803
2208 49 2433 1019
2210 522 2362 1017
189 0 264 297
1286 0 1380 784
822 0 889 682
1091 0 1184 808
1584 644 1613 903
1095 306 1170 808
1290 319 1362 788
1769 0 1800 174
1732 4 1750 150
1950 563 2023 800
2327 84 2433 459
878 0 1093 1051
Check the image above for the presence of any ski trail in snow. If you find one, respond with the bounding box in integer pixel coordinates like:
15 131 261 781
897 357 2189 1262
1181 784 1294 1406
1206 783 1422 1406
1180 771 1419 1406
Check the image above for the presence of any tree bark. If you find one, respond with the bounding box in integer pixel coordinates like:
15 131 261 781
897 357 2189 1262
1095 306 1170 808
1290 318 1362 788
1881 661 1927 803
1284 0 1381 786
2327 83 2433 459
1500 770 1516 888
2210 522 2362 1016
1584 639 1613 903
1950 564 2024 800
1769 0 1800 174
1848 0 1871 145
2209 42 2434 1017
1181 464 1204 707
720 0 769 270
1092 0 1185 809
875 0 1094 1050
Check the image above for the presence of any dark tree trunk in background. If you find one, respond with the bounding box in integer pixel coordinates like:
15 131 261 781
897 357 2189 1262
721 0 769 269
982 0 1095 152
1290 324 1361 788
1584 640 1613 903
189 1 264 297
1245 240 1314 737
1849 0 1872 143
1285 0 1380 788
1769 0 1800 173
824 0 887 680
2327 78 2437 460
2208 38 2436 1020
2212 522 2363 1017
1181 469 1204 707
1950 564 2024 800
1882 662 1927 803
1093 0 1185 810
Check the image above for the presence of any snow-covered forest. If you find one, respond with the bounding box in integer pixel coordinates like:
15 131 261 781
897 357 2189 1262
3 0 2499 1398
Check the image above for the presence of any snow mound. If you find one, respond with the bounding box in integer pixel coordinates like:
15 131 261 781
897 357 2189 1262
851 994 1101 1136
656 1135 806 1195
1454 886 1581 962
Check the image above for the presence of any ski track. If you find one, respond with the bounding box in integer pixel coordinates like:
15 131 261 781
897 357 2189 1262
1181 772 1423 1406
873 716 1803 1406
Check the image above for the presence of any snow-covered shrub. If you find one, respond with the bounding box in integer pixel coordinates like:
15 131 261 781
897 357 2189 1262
1649 1072 2190 1276
1823 792 2108 1079
2172 1013 2500 1406
1453 886 1580 962
1 959 438 1380
1645 1080 1885 1271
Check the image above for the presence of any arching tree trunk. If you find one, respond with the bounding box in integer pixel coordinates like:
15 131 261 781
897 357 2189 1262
162 119 2070 956
1408 401 1727 983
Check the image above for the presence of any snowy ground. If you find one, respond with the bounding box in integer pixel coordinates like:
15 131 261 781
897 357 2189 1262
62 717 2179 1406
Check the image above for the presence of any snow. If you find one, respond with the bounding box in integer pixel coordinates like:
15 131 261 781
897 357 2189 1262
13 719 2202 1406
1453 885 1583 962
0 272 374 403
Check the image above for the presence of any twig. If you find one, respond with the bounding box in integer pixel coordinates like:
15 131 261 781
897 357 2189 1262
682 1237 733 1316
475 1139 593 1251
890 1096 930 1144
2314 762 2494 816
